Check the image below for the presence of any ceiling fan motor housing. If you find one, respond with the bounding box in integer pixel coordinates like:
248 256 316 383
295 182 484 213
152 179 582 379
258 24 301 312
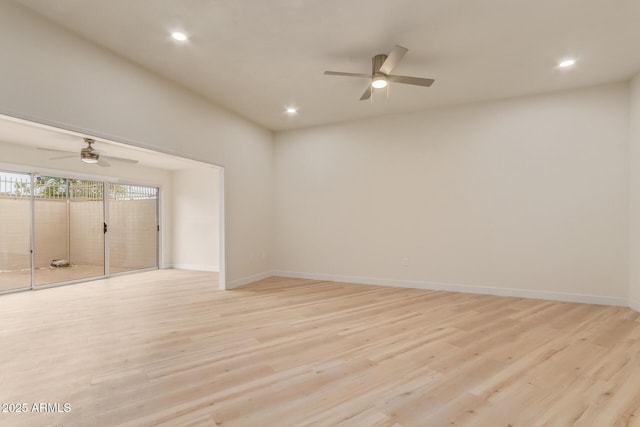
371 54 389 88
81 139 99 163
372 54 388 74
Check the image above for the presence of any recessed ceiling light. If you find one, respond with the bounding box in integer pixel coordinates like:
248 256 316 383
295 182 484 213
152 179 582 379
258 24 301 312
171 32 188 41
558 58 576 68
286 107 298 114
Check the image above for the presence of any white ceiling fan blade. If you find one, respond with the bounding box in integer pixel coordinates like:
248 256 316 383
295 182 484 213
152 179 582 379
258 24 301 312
387 75 435 87
101 155 139 164
379 45 408 74
324 71 371 78
97 158 110 167
360 86 373 101
50 154 77 160
37 147 76 154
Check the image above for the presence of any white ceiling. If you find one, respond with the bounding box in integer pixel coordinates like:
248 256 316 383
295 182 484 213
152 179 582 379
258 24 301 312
15 0 640 131
0 116 205 170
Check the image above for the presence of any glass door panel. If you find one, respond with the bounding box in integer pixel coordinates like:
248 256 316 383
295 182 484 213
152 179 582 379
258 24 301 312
0 171 32 292
109 184 158 274
34 177 105 286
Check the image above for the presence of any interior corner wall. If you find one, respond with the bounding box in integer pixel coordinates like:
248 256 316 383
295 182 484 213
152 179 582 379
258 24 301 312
629 73 640 312
274 83 630 303
171 167 220 271
0 1 274 285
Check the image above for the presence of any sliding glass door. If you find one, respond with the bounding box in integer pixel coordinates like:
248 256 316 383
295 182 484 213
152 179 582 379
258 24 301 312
0 171 32 293
0 169 159 294
34 177 105 287
108 184 158 274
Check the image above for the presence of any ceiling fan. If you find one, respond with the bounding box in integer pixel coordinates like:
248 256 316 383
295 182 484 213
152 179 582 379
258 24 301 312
324 45 435 100
37 138 139 167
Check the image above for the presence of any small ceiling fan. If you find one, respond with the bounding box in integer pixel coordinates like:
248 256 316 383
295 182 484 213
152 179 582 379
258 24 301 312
324 45 435 100
37 138 139 167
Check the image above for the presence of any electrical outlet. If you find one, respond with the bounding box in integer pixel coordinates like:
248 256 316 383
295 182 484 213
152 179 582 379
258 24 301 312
401 257 410 267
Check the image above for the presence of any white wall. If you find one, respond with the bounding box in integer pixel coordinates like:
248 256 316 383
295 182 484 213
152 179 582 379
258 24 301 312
0 1 273 287
274 84 630 304
629 73 640 311
172 167 220 271
0 139 174 268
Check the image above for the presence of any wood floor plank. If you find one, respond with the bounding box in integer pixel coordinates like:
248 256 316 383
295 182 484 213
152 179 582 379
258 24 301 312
1 270 640 426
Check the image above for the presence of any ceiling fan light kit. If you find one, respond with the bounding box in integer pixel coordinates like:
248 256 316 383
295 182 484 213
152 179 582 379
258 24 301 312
371 76 387 89
81 155 99 164
324 45 435 100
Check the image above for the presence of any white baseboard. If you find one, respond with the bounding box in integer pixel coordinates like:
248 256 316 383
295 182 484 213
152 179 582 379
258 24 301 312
273 270 628 307
629 298 640 313
228 270 275 290
171 264 219 272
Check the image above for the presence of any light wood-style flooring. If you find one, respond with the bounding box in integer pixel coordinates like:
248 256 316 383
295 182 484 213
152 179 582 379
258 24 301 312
0 265 131 293
1 270 639 426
